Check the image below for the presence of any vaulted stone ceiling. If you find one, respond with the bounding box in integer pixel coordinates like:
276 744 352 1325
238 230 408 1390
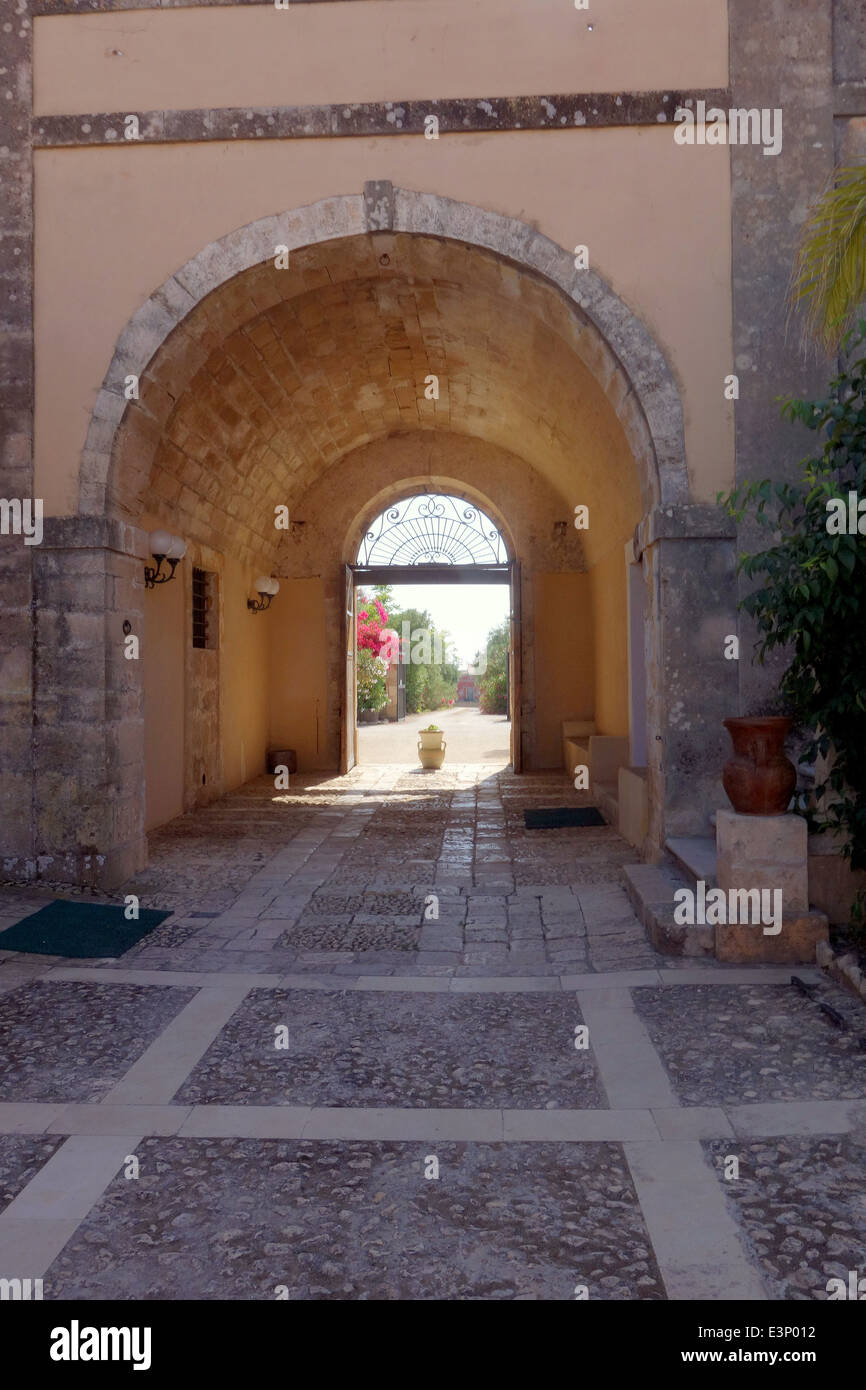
124 234 645 565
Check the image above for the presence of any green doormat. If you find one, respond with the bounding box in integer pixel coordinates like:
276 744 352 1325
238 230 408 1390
0 900 171 958
524 807 607 829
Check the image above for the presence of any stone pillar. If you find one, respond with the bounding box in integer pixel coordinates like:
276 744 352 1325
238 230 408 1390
0 3 35 876
30 518 148 889
636 505 738 859
715 808 827 963
729 0 836 716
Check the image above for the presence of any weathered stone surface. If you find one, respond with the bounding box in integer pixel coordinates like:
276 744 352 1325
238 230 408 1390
704 1134 866 1300
0 981 196 1102
45 1137 665 1301
717 810 809 913
714 911 829 965
633 982 865 1106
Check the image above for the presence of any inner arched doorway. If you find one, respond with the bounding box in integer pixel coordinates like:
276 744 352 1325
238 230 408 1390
345 490 519 773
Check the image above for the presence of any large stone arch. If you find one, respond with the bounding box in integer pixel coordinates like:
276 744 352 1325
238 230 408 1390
78 188 688 521
16 189 737 891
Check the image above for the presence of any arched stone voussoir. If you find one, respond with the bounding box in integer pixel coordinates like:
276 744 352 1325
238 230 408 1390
393 189 685 507
81 189 688 517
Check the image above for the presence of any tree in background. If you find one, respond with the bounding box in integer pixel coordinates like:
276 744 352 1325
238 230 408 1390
479 619 510 715
388 603 459 712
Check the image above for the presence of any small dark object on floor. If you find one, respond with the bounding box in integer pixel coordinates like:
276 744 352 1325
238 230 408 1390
791 975 817 997
524 807 607 830
0 899 171 958
818 1000 847 1031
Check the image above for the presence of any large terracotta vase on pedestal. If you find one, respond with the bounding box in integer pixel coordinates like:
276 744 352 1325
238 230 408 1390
722 716 797 816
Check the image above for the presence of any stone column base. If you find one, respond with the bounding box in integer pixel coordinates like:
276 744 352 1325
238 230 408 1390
715 912 828 964
715 809 827 962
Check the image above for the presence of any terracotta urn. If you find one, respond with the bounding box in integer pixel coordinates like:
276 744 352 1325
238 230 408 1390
722 716 797 815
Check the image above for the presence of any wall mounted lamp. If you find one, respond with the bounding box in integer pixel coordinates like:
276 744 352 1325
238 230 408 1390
248 575 280 613
145 529 187 588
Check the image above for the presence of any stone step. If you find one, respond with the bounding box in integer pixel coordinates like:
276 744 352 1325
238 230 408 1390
665 835 717 889
622 862 714 961
594 781 619 828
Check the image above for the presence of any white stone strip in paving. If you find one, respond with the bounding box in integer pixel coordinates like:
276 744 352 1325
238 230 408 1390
651 1106 735 1140
727 1098 866 1137
575 987 679 1110
102 984 252 1105
48 967 282 989
0 1102 66 1133
502 1109 658 1141
178 1105 311 1139
13 965 827 993
46 1105 192 1137
2 1098 865 1141
179 1106 502 1141
656 966 822 987
0 1135 139 1279
624 1140 768 1300
560 971 661 990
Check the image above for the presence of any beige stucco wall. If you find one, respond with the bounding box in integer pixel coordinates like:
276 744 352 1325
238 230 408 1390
268 578 330 770
588 547 631 738
222 553 271 793
141 523 271 824
33 0 728 116
34 128 733 517
532 572 594 768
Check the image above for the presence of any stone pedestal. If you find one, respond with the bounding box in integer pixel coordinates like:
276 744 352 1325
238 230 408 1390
715 809 827 963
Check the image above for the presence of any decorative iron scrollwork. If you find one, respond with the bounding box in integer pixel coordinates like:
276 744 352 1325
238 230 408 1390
358 494 507 566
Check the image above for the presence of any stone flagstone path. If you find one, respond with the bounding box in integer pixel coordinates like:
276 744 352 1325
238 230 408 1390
0 766 863 1300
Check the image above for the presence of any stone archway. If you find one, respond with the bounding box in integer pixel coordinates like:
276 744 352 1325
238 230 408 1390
79 187 686 519
15 188 738 891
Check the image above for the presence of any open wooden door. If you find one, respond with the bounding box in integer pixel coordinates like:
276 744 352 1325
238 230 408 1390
509 560 522 773
340 565 357 773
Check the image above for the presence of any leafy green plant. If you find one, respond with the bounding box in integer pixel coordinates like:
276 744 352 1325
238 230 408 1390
356 647 388 714
719 323 866 929
421 724 442 733
479 620 509 715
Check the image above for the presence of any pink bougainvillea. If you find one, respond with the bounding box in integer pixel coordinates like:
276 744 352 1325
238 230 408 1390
356 595 391 660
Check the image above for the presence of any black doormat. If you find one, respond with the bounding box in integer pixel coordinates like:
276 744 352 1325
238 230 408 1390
0 899 171 958
524 806 607 830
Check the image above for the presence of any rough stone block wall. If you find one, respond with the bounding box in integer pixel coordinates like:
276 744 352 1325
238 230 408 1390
0 2 35 873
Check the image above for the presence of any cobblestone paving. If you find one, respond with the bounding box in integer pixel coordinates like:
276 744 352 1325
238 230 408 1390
0 763 863 1303
69 766 658 978
0 981 197 1102
175 989 602 1109
0 1134 64 1213
46 1138 665 1301
633 983 866 1106
705 1136 866 1300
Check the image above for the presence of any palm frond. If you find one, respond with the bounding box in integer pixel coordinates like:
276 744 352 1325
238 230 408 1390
790 163 866 351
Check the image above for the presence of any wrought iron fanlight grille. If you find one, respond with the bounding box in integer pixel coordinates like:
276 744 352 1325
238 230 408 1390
357 494 508 566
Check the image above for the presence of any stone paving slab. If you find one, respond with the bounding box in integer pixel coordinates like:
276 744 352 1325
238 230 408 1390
632 983 866 1107
0 981 198 1103
705 1135 866 1300
175 989 603 1110
0 1134 64 1214
44 1138 666 1301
